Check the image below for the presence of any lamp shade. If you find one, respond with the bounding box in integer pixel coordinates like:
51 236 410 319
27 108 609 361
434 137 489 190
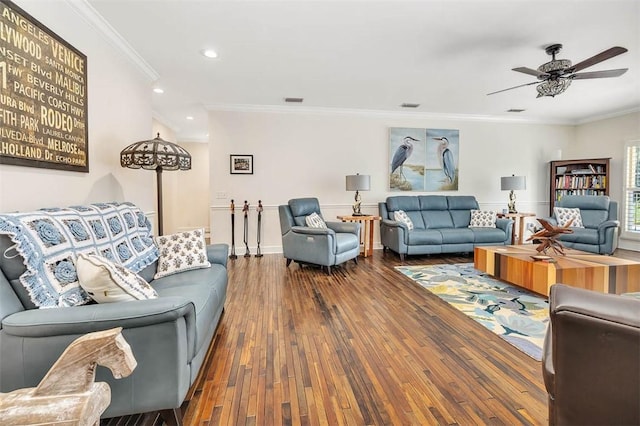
501 175 526 191
120 133 191 171
346 174 371 191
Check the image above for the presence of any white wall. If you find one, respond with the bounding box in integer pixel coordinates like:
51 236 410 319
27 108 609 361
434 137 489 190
569 111 640 250
0 1 155 218
208 109 574 252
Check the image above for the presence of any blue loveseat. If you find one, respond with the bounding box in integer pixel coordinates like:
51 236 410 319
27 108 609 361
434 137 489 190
379 195 513 260
0 202 228 420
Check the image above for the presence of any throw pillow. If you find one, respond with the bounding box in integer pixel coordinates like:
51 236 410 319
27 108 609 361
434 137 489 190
76 252 158 303
554 207 584 227
305 212 327 228
154 228 211 279
393 210 414 230
469 210 497 228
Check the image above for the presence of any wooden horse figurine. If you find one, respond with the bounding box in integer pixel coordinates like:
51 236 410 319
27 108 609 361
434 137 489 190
0 327 137 425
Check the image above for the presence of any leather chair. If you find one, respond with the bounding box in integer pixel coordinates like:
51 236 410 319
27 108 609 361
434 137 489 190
278 198 360 273
543 284 640 426
545 195 619 254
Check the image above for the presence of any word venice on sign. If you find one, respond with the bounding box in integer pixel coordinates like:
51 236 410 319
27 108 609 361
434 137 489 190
0 0 88 172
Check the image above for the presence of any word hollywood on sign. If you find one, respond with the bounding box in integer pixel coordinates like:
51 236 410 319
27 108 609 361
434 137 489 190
0 0 89 172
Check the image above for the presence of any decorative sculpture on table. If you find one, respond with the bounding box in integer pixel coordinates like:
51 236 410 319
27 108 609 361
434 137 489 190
0 327 136 425
243 201 251 257
229 199 237 259
255 200 263 258
527 218 574 255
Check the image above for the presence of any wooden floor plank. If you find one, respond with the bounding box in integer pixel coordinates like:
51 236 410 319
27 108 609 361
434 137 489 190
103 248 640 425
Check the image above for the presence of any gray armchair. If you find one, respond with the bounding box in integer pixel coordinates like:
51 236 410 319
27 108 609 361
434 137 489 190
545 195 619 254
543 284 640 425
278 198 360 273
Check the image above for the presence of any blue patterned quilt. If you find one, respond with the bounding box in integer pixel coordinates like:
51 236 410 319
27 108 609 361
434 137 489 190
0 202 159 308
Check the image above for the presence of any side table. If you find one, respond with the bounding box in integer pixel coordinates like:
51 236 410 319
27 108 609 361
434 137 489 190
337 215 381 257
496 212 536 245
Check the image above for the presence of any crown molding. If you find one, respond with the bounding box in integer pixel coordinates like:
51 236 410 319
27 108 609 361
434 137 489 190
204 103 575 125
574 106 640 125
66 0 159 81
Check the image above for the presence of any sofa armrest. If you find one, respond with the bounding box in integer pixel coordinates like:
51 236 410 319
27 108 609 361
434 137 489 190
541 216 558 226
380 219 406 230
1 296 195 338
290 226 336 236
207 243 229 267
598 219 620 231
326 221 360 236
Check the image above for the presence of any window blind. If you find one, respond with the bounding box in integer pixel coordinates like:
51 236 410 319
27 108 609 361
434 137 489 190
624 144 640 233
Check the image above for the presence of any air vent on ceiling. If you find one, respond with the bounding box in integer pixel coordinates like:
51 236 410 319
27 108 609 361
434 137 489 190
507 108 526 113
401 103 420 108
284 97 304 103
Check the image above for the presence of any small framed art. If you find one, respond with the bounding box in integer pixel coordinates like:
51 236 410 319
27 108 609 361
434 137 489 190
230 154 253 174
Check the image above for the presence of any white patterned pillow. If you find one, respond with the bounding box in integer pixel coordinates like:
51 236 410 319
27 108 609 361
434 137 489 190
393 210 414 231
554 207 584 228
154 228 211 279
469 210 497 228
305 212 327 228
76 253 157 303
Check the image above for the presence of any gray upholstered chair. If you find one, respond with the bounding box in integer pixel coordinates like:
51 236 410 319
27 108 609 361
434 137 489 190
545 195 619 254
543 284 640 426
278 198 360 273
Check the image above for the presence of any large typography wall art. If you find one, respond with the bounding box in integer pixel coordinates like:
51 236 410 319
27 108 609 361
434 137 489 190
0 0 88 172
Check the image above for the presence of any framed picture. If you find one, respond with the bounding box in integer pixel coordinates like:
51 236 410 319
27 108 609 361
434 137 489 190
230 154 253 174
0 0 89 172
389 127 459 191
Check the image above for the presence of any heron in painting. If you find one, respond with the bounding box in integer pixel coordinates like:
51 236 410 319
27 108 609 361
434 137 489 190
435 137 455 183
391 136 417 181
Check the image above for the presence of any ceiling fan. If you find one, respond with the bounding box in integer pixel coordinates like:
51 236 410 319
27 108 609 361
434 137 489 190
488 44 628 98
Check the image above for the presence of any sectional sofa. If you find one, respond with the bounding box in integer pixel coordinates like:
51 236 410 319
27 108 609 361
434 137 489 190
379 195 513 260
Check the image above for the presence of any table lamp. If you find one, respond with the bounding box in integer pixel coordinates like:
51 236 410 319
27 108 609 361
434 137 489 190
501 175 526 213
346 173 370 216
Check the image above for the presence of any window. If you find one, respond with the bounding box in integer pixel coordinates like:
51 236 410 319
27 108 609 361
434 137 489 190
623 142 640 238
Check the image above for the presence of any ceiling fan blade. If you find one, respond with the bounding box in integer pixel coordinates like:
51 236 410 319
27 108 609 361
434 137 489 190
487 80 540 95
571 46 628 72
513 67 549 78
571 68 628 79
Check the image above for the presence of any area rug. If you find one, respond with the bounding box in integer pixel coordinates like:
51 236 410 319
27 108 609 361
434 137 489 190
396 263 548 361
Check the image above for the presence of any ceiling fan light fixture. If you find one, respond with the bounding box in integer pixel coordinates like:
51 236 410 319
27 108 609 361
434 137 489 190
537 59 572 74
536 78 572 97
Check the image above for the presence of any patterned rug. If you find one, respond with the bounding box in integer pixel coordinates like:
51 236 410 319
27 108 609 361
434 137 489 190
396 263 549 361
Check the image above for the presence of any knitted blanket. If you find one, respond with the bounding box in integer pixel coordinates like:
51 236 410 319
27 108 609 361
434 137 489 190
0 202 158 308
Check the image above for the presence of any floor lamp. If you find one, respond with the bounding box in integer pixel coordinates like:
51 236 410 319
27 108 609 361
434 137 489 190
120 133 191 235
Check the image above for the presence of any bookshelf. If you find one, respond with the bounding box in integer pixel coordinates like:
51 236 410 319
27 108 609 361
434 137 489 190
549 158 610 214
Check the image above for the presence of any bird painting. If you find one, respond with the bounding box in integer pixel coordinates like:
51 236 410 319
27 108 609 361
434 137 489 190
434 136 456 183
391 136 417 181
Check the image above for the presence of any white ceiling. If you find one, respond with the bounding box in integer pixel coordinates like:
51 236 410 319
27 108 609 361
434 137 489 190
86 0 640 141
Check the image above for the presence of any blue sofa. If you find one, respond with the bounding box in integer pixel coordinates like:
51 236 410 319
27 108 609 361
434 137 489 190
0 203 228 420
379 195 513 260
543 195 619 255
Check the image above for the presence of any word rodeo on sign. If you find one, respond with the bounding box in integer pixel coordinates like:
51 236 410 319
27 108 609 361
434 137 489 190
0 0 88 172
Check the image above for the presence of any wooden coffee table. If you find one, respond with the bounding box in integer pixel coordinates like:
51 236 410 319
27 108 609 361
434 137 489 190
474 245 640 297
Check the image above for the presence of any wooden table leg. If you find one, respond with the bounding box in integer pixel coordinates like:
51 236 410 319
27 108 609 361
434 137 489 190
367 220 375 257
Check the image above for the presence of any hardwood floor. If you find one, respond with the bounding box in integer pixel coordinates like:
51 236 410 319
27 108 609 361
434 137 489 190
105 248 639 425
185 250 547 425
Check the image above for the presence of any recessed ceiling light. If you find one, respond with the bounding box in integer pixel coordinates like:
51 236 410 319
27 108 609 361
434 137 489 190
284 97 304 103
153 88 164 94
507 108 526 113
201 49 218 58
186 116 194 120
401 103 420 108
